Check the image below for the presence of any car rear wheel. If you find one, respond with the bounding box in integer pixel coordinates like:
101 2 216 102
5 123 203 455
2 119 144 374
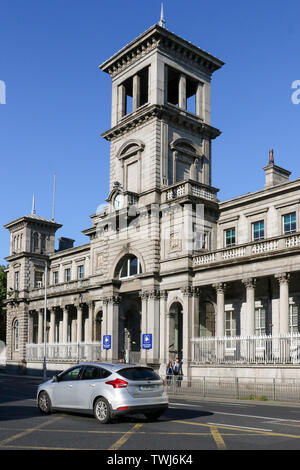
38 391 52 415
144 410 165 421
94 397 111 424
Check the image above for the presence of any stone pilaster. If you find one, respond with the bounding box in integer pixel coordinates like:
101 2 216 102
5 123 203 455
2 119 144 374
275 273 290 335
213 283 226 337
242 278 256 336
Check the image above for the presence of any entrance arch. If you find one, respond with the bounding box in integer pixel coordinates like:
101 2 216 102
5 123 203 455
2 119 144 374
95 311 103 342
168 302 183 361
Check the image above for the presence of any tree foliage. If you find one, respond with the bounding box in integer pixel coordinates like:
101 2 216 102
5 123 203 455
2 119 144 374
0 266 7 343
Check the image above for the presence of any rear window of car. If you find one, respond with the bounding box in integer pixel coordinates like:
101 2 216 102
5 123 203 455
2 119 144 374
117 367 161 381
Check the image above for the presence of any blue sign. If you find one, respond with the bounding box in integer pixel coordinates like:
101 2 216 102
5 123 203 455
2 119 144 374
142 334 152 350
103 335 111 350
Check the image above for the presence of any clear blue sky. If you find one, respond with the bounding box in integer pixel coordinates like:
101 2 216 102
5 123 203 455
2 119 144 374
1 0 300 264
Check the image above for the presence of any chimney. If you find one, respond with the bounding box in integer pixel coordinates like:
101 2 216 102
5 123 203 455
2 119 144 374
58 237 75 251
263 149 291 189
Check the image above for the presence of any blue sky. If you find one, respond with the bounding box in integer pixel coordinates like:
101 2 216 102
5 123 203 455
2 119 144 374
1 0 300 264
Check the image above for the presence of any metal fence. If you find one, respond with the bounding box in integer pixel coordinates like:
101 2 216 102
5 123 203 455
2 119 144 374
165 375 300 402
191 334 300 365
26 342 102 362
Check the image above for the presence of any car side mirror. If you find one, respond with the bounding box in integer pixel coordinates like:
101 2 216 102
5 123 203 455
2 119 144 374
52 375 58 382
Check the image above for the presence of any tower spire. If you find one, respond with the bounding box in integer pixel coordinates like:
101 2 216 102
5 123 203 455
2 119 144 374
158 2 166 28
31 194 36 215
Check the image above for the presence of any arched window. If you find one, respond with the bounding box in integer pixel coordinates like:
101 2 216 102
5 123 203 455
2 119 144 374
13 319 19 351
118 255 143 279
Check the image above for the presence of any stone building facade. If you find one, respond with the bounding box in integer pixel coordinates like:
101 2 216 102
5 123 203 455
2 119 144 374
4 23 300 379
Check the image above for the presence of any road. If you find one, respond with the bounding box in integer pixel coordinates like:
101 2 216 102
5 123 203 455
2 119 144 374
1 374 300 451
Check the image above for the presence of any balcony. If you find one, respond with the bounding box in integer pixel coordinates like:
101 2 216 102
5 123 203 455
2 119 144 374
29 278 90 298
161 180 218 204
194 233 300 267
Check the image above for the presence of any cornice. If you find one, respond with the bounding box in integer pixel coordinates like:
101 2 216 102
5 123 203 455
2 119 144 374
101 104 221 142
99 25 224 79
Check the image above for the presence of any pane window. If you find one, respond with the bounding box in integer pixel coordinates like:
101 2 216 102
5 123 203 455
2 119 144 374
119 256 142 278
255 308 266 336
225 310 236 348
252 221 265 241
65 268 71 282
34 271 43 288
53 271 59 285
78 265 84 279
225 228 236 247
289 304 299 334
283 212 296 234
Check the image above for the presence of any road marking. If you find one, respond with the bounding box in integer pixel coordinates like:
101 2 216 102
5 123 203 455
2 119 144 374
108 423 143 451
207 422 272 432
174 420 300 439
0 416 63 447
207 410 300 423
210 426 226 450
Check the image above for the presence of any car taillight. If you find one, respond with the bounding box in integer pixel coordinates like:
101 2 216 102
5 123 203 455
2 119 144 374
105 378 128 389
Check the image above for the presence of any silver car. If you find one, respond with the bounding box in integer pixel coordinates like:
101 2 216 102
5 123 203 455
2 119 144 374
37 362 168 424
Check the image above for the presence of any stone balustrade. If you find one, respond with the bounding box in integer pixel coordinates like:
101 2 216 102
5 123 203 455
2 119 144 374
194 233 300 267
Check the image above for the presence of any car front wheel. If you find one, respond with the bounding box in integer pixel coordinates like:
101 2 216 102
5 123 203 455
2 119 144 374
94 397 111 424
38 391 52 415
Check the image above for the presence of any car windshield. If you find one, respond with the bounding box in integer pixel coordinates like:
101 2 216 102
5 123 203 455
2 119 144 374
117 367 161 381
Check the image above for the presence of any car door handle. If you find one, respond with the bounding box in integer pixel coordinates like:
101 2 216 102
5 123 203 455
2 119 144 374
68 384 73 388
89 384 96 387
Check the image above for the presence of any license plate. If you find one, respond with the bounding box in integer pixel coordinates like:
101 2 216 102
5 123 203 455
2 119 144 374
139 385 157 391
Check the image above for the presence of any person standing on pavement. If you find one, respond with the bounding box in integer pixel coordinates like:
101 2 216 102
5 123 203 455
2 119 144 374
173 357 183 386
166 361 173 386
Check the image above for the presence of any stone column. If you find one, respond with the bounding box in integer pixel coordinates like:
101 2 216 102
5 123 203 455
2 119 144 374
145 289 160 364
275 273 290 335
179 73 186 110
118 84 126 120
196 82 203 119
181 287 194 379
62 305 69 343
28 311 34 343
159 290 168 374
213 283 226 337
38 309 43 344
49 308 56 343
132 74 141 111
102 295 121 361
77 304 83 343
242 278 256 336
86 302 94 342
140 291 148 363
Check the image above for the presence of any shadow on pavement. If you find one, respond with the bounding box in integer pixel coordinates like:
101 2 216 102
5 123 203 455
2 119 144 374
0 404 41 422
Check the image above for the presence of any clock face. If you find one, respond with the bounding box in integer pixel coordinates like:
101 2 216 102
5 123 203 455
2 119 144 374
114 194 124 210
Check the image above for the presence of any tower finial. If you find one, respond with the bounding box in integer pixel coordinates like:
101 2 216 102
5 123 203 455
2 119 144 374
158 2 166 28
269 148 274 164
31 194 36 215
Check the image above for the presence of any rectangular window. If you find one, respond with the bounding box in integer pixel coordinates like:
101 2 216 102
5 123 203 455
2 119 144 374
64 268 71 282
53 271 59 285
78 265 84 279
34 271 43 288
225 310 236 348
252 220 265 241
289 304 299 334
14 271 19 291
255 307 266 336
283 212 296 234
225 228 236 247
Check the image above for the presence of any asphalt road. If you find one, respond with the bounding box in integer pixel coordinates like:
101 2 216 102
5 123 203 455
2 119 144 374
1 374 300 451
